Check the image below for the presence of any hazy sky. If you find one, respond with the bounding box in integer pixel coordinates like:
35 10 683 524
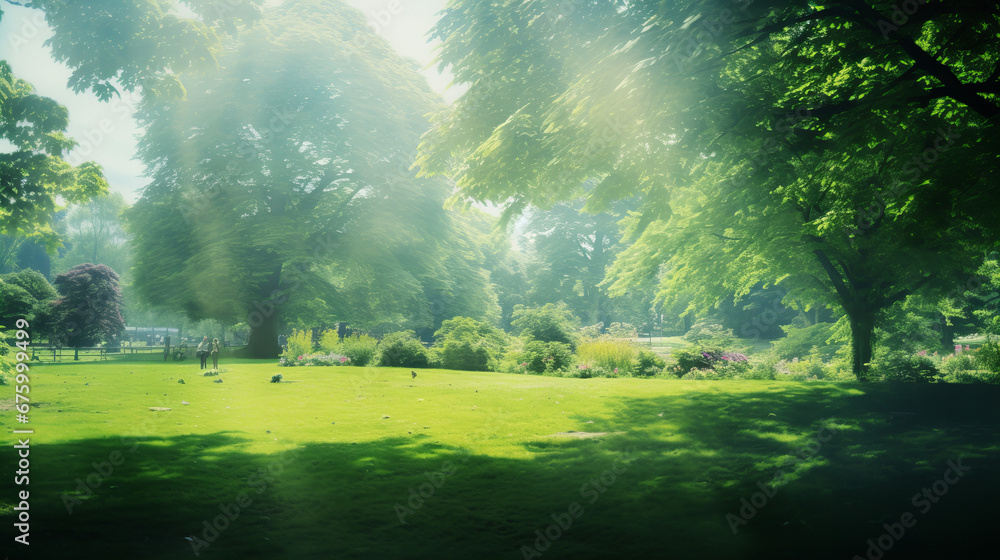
0 0 452 203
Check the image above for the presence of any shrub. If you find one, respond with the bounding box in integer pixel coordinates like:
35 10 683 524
941 352 977 376
338 333 379 367
318 329 341 353
579 322 604 340
635 349 666 377
284 329 313 359
976 335 1000 374
280 352 351 367
577 338 635 375
607 322 637 338
433 317 507 371
510 303 580 349
504 339 573 375
377 331 431 368
683 319 734 346
868 350 939 383
0 328 14 385
671 346 748 375
770 323 840 361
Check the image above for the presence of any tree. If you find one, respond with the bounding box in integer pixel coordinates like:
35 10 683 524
1 0 263 247
128 0 498 358
418 0 1000 378
0 60 108 248
510 303 580 350
522 199 617 326
0 269 57 330
40 263 124 346
433 316 507 371
53 191 131 278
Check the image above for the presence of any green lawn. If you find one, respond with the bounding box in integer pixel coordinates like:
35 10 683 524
2 361 998 559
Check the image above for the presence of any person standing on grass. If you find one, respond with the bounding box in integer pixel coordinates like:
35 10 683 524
211 338 221 369
197 336 209 369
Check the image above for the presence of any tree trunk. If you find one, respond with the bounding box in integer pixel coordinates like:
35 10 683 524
240 263 284 359
244 309 282 358
939 314 955 351
849 312 876 381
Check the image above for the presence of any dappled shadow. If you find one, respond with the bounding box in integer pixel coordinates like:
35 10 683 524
1 382 997 559
569 382 1000 559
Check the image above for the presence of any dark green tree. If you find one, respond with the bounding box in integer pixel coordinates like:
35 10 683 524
40 263 124 346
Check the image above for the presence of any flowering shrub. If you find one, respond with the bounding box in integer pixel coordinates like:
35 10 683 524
279 352 351 367
671 347 748 375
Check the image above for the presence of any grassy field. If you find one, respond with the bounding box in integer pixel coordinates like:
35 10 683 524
2 360 998 559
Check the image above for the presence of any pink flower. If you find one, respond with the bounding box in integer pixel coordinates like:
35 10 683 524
613 368 618 373
298 355 304 360
340 357 348 363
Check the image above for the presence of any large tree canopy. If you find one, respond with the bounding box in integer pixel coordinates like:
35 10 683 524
128 0 498 357
418 0 1000 378
0 60 108 247
0 0 262 247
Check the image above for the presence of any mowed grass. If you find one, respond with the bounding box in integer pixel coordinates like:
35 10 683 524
2 361 998 559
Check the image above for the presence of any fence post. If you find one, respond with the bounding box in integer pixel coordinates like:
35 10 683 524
74 347 79 361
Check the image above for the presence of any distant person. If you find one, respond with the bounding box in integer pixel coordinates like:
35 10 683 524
211 338 221 369
197 336 209 369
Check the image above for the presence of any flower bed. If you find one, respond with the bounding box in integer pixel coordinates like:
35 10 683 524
279 352 351 367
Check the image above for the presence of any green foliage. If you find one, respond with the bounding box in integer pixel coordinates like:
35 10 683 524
0 282 37 330
941 352 977 376
671 347 715 375
127 0 499 358
579 322 604 340
868 350 940 383
503 339 574 376
433 317 506 372
510 303 580 350
318 329 340 353
284 329 313 359
0 328 14 385
419 0 1000 382
377 331 431 368
53 192 131 279
635 349 666 377
682 320 734 347
41 263 124 346
577 338 635 375
770 323 841 362
607 322 637 338
337 333 379 367
976 336 1000 375
0 61 109 248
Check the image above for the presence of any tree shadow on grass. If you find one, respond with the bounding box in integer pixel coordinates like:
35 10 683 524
582 382 1000 560
2 382 997 560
